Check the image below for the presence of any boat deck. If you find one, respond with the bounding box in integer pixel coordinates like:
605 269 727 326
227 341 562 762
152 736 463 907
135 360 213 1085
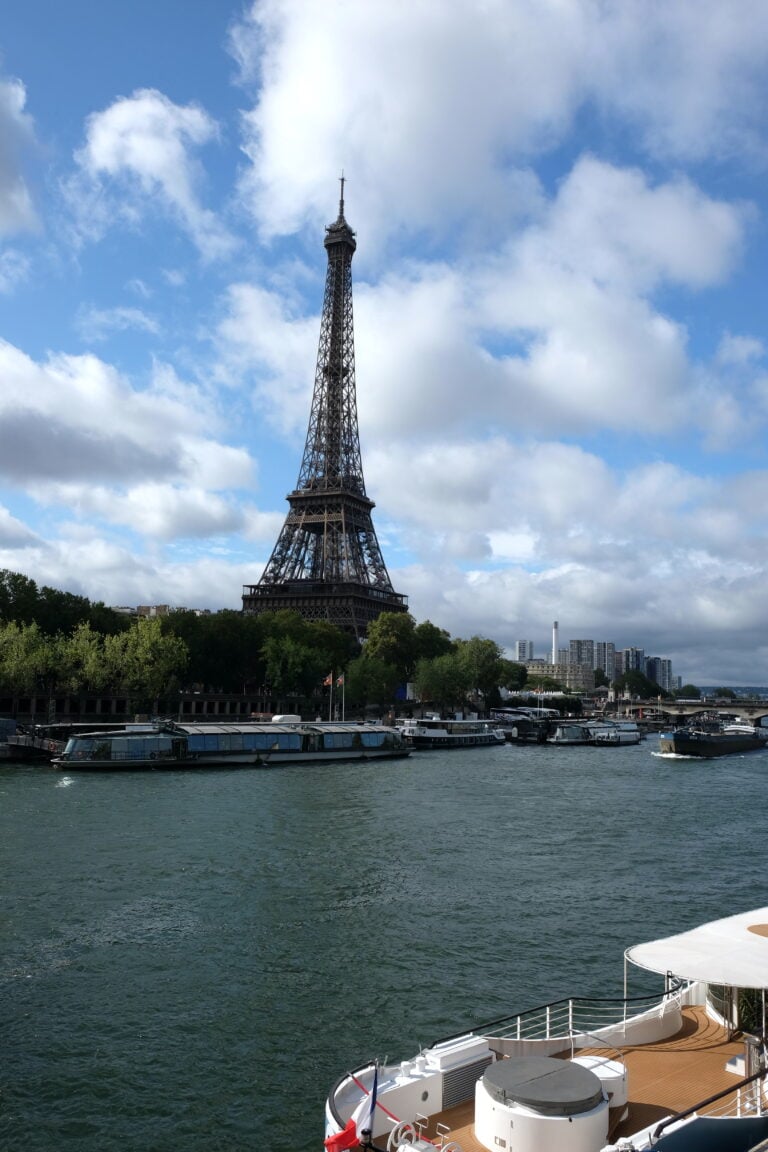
406 1006 747 1151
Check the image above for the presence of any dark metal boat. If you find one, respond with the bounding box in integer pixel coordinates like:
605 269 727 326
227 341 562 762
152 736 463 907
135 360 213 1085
659 720 768 757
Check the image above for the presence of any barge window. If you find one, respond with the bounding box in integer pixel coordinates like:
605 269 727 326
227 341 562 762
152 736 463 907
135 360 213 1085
322 732 355 749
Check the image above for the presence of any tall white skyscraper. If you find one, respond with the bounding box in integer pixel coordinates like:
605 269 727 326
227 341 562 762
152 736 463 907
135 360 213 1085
514 641 534 661
552 620 559 664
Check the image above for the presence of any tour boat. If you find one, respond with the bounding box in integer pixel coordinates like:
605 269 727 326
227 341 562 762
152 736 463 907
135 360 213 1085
659 721 768 758
395 717 505 749
51 718 410 769
325 906 768 1152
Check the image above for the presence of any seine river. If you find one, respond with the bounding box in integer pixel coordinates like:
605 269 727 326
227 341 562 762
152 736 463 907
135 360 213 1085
3 739 768 1151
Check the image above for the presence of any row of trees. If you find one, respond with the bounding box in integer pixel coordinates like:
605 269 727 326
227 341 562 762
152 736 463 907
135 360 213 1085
2 567 707 712
0 569 531 713
0 619 187 711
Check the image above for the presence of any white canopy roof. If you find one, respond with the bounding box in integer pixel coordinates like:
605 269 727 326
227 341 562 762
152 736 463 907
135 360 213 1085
625 907 768 989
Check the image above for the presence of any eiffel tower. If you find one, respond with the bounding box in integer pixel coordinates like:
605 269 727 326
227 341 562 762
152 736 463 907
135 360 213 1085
242 181 408 638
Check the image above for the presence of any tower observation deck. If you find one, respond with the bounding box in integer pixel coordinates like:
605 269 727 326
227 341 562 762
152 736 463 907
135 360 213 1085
242 182 407 638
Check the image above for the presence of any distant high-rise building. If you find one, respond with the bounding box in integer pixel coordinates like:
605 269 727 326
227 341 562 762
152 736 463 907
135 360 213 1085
569 639 595 668
514 640 534 662
646 657 673 692
551 620 559 664
622 647 646 674
594 642 616 681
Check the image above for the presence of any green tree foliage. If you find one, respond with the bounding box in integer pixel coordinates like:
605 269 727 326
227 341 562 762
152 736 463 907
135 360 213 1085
0 568 129 636
455 636 504 699
261 635 326 698
164 610 268 692
0 621 55 693
344 656 400 709
103 618 188 709
674 684 701 699
712 687 737 699
498 659 528 691
615 670 663 699
364 612 418 679
0 571 40 625
55 623 111 693
300 619 356 674
413 620 454 661
526 675 563 692
413 652 469 711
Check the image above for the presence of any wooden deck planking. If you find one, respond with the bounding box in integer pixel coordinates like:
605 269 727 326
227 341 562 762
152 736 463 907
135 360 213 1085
391 1006 749 1151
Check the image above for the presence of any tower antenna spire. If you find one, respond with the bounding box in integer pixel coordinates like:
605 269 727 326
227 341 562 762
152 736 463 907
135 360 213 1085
339 171 345 218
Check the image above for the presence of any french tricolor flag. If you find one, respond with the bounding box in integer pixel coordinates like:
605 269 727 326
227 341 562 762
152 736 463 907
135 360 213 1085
324 1063 378 1150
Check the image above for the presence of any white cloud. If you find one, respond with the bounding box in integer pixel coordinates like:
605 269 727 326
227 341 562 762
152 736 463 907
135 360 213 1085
51 482 247 541
526 156 748 295
213 281 319 435
0 504 40 547
230 0 768 252
70 88 236 260
0 341 257 538
0 76 37 236
77 304 160 342
0 537 256 612
590 1 768 163
0 248 30 293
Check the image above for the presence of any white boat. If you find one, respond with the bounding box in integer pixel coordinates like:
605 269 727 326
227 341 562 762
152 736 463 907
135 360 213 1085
396 717 505 749
51 718 409 769
325 906 768 1152
586 720 643 746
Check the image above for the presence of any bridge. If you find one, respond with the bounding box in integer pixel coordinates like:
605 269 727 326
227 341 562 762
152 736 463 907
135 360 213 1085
607 701 768 725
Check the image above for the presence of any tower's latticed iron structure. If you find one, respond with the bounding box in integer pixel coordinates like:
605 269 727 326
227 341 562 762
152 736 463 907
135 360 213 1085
242 184 407 638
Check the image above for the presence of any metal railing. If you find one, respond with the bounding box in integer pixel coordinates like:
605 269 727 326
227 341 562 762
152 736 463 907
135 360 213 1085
431 984 684 1049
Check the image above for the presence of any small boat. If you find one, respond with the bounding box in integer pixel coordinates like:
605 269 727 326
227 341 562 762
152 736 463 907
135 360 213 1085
324 905 768 1152
546 722 593 745
51 718 410 769
659 720 768 758
489 709 552 743
396 717 505 749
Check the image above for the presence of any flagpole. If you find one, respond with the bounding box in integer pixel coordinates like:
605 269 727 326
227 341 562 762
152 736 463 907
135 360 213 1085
328 671 333 721
342 676 345 721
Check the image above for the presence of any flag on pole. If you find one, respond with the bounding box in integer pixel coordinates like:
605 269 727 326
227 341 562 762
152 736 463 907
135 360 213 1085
336 674 345 687
323 673 333 686
357 1061 378 1140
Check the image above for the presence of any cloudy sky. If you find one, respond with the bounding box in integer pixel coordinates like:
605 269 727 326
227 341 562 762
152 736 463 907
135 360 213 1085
2 1 768 684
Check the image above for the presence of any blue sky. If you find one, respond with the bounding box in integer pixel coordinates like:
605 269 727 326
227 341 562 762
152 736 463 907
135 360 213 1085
2 1 768 683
